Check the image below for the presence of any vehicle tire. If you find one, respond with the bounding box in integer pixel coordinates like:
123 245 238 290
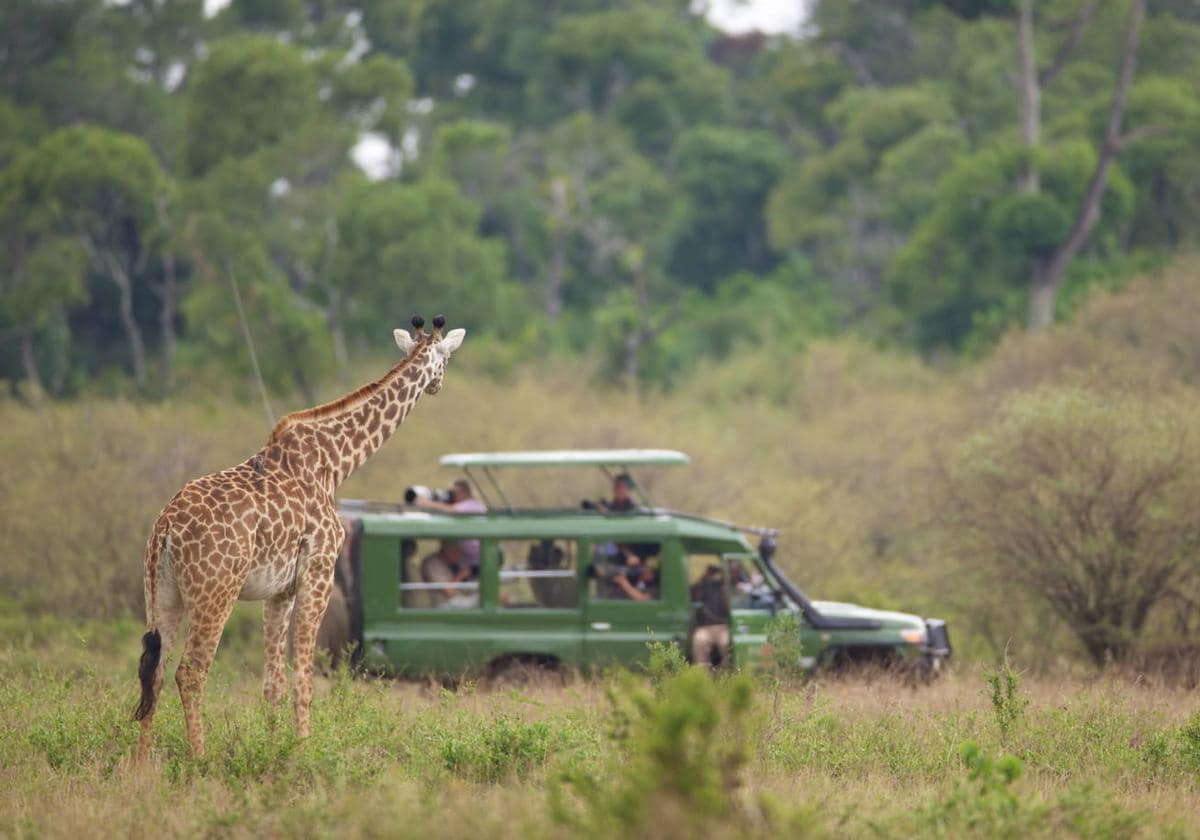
485 655 565 690
317 584 352 670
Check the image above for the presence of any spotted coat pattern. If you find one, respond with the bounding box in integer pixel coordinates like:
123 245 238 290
136 323 462 761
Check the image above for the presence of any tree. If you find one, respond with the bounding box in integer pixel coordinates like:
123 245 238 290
182 35 318 177
947 386 1200 666
768 85 960 323
669 126 787 292
330 176 514 342
888 140 1134 351
9 125 169 389
1015 0 1149 330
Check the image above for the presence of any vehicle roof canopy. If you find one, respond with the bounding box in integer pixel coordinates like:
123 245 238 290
439 449 690 468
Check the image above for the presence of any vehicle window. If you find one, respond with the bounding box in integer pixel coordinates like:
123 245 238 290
687 554 762 610
589 540 661 602
496 539 577 608
398 537 481 610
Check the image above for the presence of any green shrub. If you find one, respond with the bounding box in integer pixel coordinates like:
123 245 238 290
439 715 556 784
763 611 806 683
551 668 757 836
986 661 1028 745
644 638 688 683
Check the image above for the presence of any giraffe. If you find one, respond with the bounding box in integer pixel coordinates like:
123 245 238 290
133 314 465 761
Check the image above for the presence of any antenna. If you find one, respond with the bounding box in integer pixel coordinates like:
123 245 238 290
225 262 275 427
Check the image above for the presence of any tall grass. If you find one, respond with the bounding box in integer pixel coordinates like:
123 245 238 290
1 612 1198 838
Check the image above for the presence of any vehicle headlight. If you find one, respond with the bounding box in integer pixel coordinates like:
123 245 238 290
901 628 927 646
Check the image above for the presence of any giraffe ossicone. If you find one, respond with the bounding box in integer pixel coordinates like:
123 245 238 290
133 317 465 762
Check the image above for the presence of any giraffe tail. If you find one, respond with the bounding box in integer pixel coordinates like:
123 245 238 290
134 630 162 721
134 528 167 722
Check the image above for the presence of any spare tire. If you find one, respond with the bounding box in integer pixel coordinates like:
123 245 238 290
317 584 352 670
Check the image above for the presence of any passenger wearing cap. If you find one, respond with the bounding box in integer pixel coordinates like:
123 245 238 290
593 472 638 513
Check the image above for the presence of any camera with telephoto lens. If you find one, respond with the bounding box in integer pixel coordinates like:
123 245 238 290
404 485 455 504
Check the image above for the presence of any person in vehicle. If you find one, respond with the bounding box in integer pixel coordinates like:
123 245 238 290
603 557 660 601
415 478 486 604
690 564 731 668
595 472 638 513
591 473 659 566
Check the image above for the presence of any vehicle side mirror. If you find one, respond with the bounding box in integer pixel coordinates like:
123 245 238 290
758 535 777 563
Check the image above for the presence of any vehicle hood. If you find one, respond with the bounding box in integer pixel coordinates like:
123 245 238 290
811 600 925 629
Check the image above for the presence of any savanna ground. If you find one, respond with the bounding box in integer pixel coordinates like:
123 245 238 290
3 263 1200 837
2 604 1199 839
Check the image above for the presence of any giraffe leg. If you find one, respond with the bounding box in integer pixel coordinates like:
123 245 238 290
262 591 296 707
175 591 237 759
136 603 183 763
291 553 338 739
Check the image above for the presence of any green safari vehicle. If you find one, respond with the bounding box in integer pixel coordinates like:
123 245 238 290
317 450 951 678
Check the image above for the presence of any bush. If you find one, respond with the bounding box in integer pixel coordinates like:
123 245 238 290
551 668 757 836
945 386 1200 665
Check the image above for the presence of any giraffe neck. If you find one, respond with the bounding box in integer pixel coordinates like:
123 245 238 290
268 349 433 488
328 363 430 484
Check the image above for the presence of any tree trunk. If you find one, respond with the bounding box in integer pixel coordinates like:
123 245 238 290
1027 0 1145 332
620 329 642 390
544 176 568 319
159 250 177 391
327 290 351 385
1028 259 1056 331
112 261 148 389
19 330 43 401
1016 0 1040 192
85 238 148 389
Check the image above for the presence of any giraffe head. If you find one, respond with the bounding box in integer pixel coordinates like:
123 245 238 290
393 314 465 395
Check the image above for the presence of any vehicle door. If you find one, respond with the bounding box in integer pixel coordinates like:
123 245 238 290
487 537 585 669
583 537 686 669
725 552 783 670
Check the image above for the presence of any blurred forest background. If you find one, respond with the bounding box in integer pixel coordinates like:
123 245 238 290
2 0 1200 672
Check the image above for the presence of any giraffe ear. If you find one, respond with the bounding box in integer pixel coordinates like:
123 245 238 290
437 328 465 355
394 328 416 354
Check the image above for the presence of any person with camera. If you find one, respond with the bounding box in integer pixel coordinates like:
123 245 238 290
690 564 731 669
414 479 486 604
586 473 659 571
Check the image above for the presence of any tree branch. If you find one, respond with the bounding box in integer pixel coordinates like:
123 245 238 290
1117 124 1170 150
1039 0 1099 88
828 41 877 88
1029 0 1145 330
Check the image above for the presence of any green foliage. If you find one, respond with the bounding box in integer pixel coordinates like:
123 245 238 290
551 668 756 835
5 0 1200 392
183 36 317 176
669 125 788 291
986 661 1029 744
764 611 807 682
436 716 557 783
986 191 1070 258
331 176 516 338
644 638 689 684
947 385 1200 666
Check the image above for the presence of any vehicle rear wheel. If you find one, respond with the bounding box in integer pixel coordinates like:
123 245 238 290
485 655 565 690
317 584 352 670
